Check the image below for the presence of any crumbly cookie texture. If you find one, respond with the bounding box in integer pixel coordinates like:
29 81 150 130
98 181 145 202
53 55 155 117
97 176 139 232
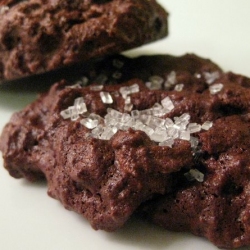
0 0 168 80
139 73 250 248
0 53 222 231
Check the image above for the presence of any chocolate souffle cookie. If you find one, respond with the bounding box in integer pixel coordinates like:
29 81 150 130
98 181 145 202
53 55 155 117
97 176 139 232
0 53 222 232
2 53 250 248
0 0 168 81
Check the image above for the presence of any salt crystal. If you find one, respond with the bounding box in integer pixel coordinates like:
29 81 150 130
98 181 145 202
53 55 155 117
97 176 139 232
147 75 164 90
151 108 163 117
184 169 204 182
174 83 184 92
74 97 87 114
139 109 152 116
140 125 154 136
91 125 104 138
100 127 116 140
188 123 201 133
60 106 80 121
167 127 179 139
119 84 139 98
179 130 191 141
179 113 191 122
129 84 139 94
133 120 144 130
204 71 220 85
201 121 213 130
119 86 130 98
100 92 113 104
124 103 133 112
108 108 123 119
209 83 224 95
150 130 168 143
68 106 79 121
154 127 168 138
161 96 174 111
159 138 174 147
124 96 131 104
139 114 151 125
89 113 103 123
60 109 72 119
149 75 164 85
90 85 104 91
147 116 165 129
174 114 190 130
121 113 131 123
166 71 176 85
80 118 99 129
190 136 199 149
164 118 174 128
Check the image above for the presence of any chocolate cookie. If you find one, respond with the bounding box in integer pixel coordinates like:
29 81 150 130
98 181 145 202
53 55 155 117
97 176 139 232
0 0 168 81
0 53 221 231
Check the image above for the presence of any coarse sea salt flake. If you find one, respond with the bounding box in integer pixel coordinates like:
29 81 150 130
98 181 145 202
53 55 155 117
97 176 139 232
149 75 164 85
129 84 139 93
68 106 79 121
190 136 199 149
184 169 204 182
209 83 224 95
146 75 163 90
201 121 213 130
150 131 168 143
124 96 131 104
124 103 133 112
161 96 174 111
100 128 114 140
164 118 174 128
204 71 220 85
188 123 201 133
166 71 176 85
174 83 184 92
100 91 113 104
159 138 174 147
80 118 99 129
74 97 87 114
167 127 179 139
91 125 104 138
60 109 72 119
179 130 191 141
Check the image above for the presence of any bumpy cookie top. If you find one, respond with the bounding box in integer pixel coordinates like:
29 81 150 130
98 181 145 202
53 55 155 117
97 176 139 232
0 0 168 80
0 54 222 231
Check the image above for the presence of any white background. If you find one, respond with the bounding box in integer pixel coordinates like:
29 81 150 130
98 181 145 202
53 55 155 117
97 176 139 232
0 1 250 250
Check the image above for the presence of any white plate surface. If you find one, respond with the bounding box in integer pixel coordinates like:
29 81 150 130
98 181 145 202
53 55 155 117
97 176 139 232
0 1 250 250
